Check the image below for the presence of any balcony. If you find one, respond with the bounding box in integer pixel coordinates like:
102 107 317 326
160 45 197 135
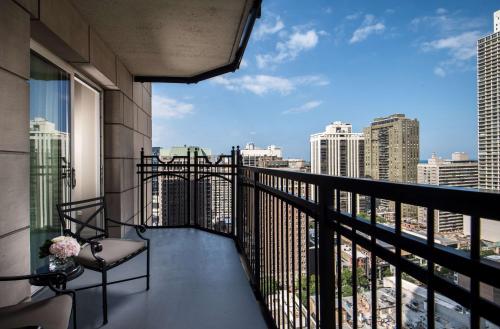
36 228 268 329
1 1 500 329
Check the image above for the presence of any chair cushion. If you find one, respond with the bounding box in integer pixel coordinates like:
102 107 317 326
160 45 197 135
76 238 146 269
0 295 72 329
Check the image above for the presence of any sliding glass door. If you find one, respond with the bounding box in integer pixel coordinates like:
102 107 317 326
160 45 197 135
29 52 72 270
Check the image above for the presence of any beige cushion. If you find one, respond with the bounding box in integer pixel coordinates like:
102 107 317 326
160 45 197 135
0 294 72 329
76 238 146 269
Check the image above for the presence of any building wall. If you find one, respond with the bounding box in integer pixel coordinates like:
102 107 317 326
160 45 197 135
417 155 478 232
0 0 152 306
478 31 500 191
310 122 365 213
364 114 419 183
477 23 500 243
0 0 31 308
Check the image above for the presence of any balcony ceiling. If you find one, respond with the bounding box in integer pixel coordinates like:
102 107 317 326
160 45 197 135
71 0 260 83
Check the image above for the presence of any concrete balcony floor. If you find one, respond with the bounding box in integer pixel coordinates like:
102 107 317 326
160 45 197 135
38 228 267 329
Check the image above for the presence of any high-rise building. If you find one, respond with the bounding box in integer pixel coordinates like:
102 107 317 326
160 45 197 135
310 122 365 212
477 12 500 243
364 114 419 183
364 114 419 219
241 143 282 166
310 122 364 177
478 13 500 190
417 153 478 232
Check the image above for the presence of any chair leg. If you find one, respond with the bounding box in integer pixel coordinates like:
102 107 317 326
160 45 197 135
72 293 77 329
102 270 108 325
146 245 150 291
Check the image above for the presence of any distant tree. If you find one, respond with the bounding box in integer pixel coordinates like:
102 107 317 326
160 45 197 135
296 275 317 306
341 267 370 297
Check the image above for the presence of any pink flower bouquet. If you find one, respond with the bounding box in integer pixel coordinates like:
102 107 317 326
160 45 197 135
39 236 81 260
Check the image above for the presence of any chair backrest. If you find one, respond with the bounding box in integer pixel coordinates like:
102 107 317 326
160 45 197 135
57 196 108 241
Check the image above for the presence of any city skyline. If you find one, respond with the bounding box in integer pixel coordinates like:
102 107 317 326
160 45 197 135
152 1 499 161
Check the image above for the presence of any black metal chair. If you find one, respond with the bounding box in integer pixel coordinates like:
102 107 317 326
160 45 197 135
56 196 150 325
0 272 76 329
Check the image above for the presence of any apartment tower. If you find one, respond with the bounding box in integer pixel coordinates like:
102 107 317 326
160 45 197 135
417 153 478 232
476 11 500 242
478 11 500 190
310 122 365 212
364 114 419 219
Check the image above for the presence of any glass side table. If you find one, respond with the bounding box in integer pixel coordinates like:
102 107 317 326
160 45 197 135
30 259 84 290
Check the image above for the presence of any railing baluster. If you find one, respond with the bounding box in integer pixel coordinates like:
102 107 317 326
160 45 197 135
298 181 303 329
395 201 402 329
140 148 145 226
470 215 481 329
370 197 377 329
336 190 343 328
292 179 296 329
254 171 261 289
319 183 335 329
427 207 435 329
352 192 358 329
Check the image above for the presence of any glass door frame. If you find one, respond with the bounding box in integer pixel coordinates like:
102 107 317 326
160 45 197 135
30 39 104 199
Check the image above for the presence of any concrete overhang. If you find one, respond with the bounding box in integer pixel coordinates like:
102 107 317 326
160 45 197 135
70 0 261 84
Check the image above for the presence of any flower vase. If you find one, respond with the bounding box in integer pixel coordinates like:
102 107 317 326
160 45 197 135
49 255 74 271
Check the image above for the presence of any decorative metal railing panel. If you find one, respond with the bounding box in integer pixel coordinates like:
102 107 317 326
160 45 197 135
137 148 237 235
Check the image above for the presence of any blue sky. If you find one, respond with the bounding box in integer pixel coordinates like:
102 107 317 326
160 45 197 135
152 0 499 161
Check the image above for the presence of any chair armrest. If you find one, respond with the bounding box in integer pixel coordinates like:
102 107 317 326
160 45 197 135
106 218 146 232
0 272 68 285
106 218 149 241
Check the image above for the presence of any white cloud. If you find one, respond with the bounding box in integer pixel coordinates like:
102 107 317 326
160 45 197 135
349 15 386 44
421 31 480 61
283 101 322 114
254 16 285 40
436 8 448 15
240 58 248 68
256 29 320 68
433 67 446 77
211 75 293 95
411 10 486 76
346 12 362 20
211 74 329 96
292 75 330 86
410 11 485 33
419 31 482 76
153 95 194 119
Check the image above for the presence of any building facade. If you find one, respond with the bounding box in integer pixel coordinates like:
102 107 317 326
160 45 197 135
417 153 478 232
310 122 365 212
364 114 419 219
477 12 500 243
241 143 283 166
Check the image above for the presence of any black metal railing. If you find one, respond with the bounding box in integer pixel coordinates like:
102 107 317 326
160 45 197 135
138 147 237 236
138 148 500 329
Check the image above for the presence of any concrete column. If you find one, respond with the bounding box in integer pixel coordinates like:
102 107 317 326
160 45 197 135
104 59 152 237
0 0 31 307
